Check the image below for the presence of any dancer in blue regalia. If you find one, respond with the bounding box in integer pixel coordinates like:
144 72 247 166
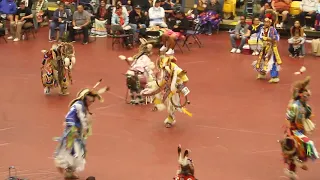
54 80 109 179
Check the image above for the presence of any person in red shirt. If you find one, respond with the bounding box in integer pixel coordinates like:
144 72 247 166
271 0 291 28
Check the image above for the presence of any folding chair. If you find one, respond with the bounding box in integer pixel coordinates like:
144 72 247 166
74 16 97 43
173 36 189 53
22 24 36 40
182 20 203 48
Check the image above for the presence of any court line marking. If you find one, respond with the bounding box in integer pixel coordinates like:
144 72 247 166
0 143 10 147
0 127 14 132
182 61 207 65
95 101 123 111
249 149 281 154
196 125 278 136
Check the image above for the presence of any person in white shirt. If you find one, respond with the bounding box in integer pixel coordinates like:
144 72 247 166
148 0 167 27
299 0 318 28
112 0 129 17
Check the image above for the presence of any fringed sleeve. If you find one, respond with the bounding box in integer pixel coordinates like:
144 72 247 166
286 103 298 123
74 103 88 130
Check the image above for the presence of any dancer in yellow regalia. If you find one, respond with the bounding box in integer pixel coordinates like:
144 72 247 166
141 49 191 128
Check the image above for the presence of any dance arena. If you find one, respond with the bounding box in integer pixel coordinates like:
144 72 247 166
0 31 320 180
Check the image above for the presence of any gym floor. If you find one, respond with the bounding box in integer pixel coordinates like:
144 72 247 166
0 29 319 180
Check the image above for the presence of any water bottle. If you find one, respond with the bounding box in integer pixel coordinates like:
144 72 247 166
22 34 25 40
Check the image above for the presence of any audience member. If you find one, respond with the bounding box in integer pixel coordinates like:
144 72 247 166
148 0 167 27
299 0 317 30
125 0 133 13
0 17 4 36
96 0 108 21
203 0 222 35
111 5 133 48
8 1 33 42
129 5 147 40
160 0 173 19
132 0 150 12
288 20 305 57
206 0 222 13
197 0 207 14
31 0 48 30
92 0 108 36
0 0 17 23
49 3 71 41
113 0 129 16
259 0 272 16
229 16 249 53
259 1 272 19
271 0 291 28
172 0 182 13
160 10 189 54
69 4 91 44
246 17 263 55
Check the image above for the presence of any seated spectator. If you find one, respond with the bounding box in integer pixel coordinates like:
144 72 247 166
196 0 207 14
8 1 33 42
49 3 71 41
259 0 272 18
160 0 173 20
125 0 133 13
288 20 305 57
299 0 317 30
0 0 17 23
0 18 4 36
68 4 91 44
201 0 222 35
113 0 129 17
111 5 133 48
96 1 108 21
92 0 108 36
259 2 272 19
172 0 182 13
316 4 320 31
132 0 151 12
31 0 48 30
160 10 189 54
271 0 291 28
148 0 167 27
129 5 147 40
246 17 263 55
229 16 249 53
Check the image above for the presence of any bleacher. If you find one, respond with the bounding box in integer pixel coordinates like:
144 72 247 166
185 0 320 38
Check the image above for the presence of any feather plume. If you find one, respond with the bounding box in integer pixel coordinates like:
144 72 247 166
294 66 306 75
127 57 134 61
93 79 102 89
292 76 311 98
119 55 127 60
41 50 47 54
97 87 108 94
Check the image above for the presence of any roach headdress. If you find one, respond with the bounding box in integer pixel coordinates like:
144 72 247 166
69 79 110 107
292 76 311 99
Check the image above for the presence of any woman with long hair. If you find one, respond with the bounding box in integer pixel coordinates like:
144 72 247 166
288 20 305 58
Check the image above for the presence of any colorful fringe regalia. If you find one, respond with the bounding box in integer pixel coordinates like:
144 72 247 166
279 76 318 180
141 53 192 128
174 145 197 180
252 18 282 83
119 38 156 104
198 10 222 30
41 43 76 95
54 80 109 179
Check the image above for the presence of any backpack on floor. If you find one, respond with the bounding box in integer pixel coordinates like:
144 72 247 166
311 39 320 56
